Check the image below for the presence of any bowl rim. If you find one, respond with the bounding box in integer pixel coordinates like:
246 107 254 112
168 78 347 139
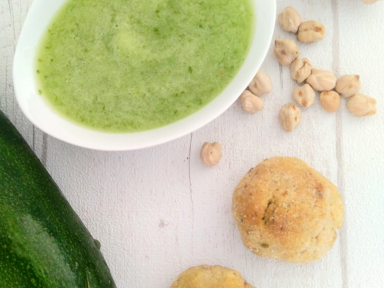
13 0 276 151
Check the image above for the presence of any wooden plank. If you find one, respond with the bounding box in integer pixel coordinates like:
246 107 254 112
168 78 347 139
44 136 194 287
337 1 384 287
0 0 46 159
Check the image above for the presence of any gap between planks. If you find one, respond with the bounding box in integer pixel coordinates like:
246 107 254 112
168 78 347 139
332 1 349 288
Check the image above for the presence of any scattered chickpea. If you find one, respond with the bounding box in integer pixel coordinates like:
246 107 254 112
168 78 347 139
239 91 264 114
261 6 374 133
278 6 301 33
200 142 222 167
306 68 337 92
362 0 380 4
248 70 272 96
279 103 302 132
347 94 377 117
293 84 316 108
335 75 361 98
297 21 326 43
290 58 312 84
319 91 341 113
274 39 300 66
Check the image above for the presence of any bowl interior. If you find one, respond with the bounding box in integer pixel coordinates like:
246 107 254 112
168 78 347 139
13 0 276 151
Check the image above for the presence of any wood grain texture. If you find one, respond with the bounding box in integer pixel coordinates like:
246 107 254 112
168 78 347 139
1 0 383 287
338 1 384 287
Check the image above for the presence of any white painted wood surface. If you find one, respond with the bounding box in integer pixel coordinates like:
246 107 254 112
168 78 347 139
1 0 383 287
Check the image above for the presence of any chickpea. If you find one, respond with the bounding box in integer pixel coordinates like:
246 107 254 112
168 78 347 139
320 91 341 113
239 91 264 114
274 39 300 66
200 142 222 167
248 70 272 96
278 7 301 33
347 94 377 117
291 58 312 84
306 69 337 92
297 21 326 43
293 84 316 108
335 75 361 98
279 103 301 132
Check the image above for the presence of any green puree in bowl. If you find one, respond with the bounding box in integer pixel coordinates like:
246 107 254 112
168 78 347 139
37 0 253 132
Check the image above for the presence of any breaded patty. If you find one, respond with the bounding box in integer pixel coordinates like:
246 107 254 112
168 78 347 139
232 157 344 263
170 265 255 288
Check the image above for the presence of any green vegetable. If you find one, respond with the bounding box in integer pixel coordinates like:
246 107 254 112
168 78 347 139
0 110 116 288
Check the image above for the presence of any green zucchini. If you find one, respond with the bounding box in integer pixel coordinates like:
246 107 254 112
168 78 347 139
0 110 116 288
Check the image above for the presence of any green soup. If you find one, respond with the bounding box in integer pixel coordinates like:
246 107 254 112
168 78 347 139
37 0 253 132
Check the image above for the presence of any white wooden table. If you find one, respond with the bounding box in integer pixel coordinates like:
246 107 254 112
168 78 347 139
1 0 384 287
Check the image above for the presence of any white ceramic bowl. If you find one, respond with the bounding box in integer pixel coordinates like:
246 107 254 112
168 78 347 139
14 0 276 151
